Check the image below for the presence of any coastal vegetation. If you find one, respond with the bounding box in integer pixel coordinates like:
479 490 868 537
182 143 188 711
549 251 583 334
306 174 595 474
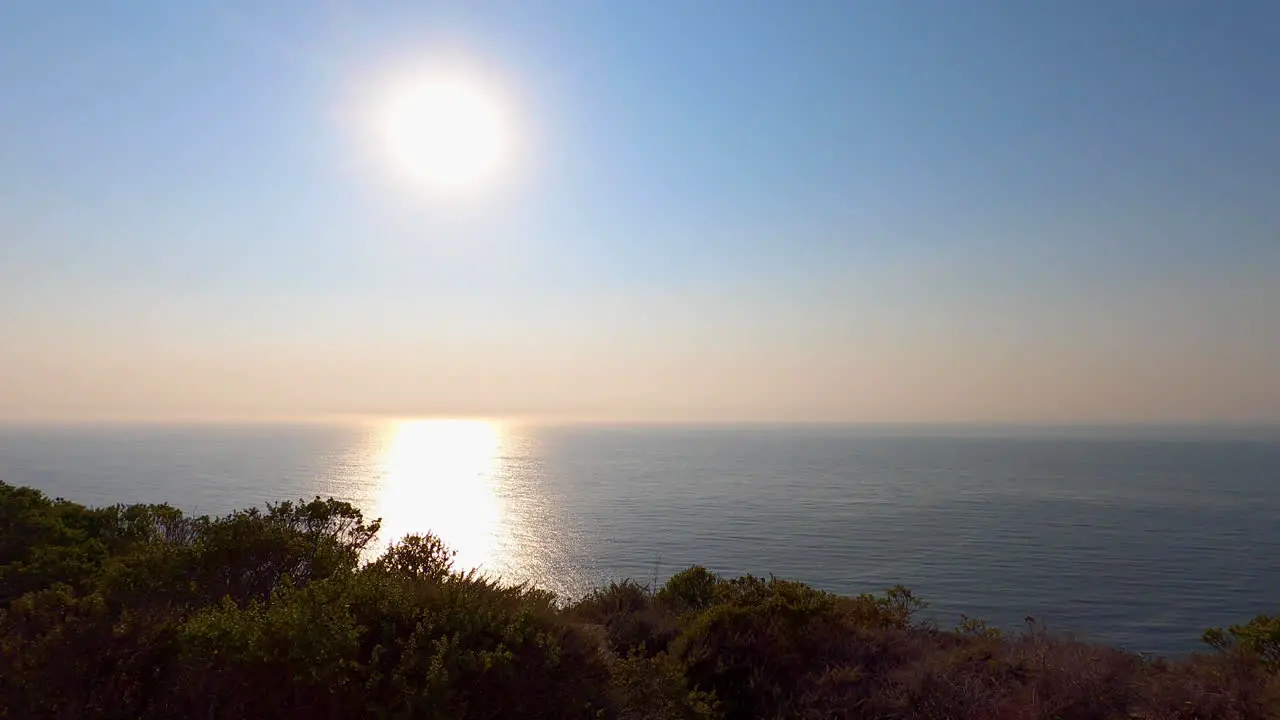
2 480 1277 719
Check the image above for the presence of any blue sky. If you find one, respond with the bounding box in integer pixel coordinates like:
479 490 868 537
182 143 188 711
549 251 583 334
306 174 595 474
1 2 1277 422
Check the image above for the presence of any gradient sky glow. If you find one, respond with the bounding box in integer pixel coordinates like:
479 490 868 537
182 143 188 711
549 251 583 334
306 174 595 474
2 2 1278 423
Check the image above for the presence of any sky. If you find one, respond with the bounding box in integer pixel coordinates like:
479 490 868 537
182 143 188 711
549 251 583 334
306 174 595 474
1 1 1277 424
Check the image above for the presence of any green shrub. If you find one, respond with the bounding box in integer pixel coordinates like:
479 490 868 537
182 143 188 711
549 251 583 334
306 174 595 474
656 566 721 613
0 483 112 602
671 576 863 719
0 584 183 718
370 532 455 581
175 577 364 717
569 580 679 658
837 584 927 630
2 481 1279 720
183 497 379 606
954 614 1003 640
345 568 609 719
1205 613 1280 670
573 579 652 620
610 649 720 720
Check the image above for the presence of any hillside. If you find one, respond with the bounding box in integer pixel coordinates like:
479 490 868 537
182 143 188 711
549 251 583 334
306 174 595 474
1 481 1277 719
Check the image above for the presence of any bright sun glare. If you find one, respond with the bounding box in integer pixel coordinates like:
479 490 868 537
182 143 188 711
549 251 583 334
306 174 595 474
376 419 504 570
377 69 514 196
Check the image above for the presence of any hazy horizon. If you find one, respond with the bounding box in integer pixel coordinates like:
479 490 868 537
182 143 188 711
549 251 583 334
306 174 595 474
4 416 1279 438
3 2 1278 425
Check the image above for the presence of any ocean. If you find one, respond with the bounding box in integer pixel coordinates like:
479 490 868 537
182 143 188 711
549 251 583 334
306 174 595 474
1 420 1277 657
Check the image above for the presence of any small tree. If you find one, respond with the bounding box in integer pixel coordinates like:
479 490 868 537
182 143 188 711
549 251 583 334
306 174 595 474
1204 613 1280 670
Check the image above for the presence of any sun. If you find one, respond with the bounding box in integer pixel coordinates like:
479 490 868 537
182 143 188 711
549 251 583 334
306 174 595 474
377 69 514 197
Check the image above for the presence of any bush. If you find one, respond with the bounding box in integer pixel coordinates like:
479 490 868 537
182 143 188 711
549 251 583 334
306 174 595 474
574 579 652 621
0 483 610 719
568 580 679 659
656 566 721 613
2 480 1279 720
610 650 720 720
1205 613 1280 670
671 575 875 719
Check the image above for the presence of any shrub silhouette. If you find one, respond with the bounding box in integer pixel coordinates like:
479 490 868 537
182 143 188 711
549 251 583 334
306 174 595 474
2 480 1279 719
656 566 721 612
1205 613 1280 670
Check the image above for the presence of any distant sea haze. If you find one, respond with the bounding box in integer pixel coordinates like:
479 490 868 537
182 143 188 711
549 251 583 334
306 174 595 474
2 420 1277 657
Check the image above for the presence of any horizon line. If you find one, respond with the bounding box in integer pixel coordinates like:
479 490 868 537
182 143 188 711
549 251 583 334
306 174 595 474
1 414 1277 430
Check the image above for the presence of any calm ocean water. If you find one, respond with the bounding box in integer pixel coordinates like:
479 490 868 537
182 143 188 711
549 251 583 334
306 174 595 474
1 420 1277 656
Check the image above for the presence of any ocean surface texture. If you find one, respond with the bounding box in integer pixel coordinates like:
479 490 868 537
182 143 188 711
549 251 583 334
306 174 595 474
2 421 1276 656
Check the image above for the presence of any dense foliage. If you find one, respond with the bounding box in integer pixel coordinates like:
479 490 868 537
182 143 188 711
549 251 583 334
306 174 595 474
2 480 1278 719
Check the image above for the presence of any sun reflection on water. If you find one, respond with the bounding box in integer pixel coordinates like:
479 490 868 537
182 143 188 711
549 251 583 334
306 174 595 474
374 419 505 571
